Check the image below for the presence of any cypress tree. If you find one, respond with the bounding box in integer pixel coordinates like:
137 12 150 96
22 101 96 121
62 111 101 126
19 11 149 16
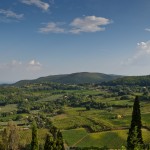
44 134 52 150
31 121 38 150
127 96 144 149
45 127 65 150
50 126 57 139
56 130 65 150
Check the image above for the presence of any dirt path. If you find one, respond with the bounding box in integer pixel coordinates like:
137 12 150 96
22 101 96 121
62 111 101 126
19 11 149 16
72 134 89 147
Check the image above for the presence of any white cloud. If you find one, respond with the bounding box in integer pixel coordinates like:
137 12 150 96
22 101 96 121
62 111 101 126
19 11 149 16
137 41 150 53
121 41 150 65
39 16 111 34
145 28 150 32
27 59 42 71
21 0 49 11
39 22 65 33
70 16 111 34
0 9 24 20
29 59 41 65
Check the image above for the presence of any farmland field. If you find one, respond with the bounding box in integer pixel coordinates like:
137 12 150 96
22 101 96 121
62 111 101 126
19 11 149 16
62 128 150 148
0 83 150 148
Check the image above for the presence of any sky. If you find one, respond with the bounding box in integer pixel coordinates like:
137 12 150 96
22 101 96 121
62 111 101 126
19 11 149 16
1 0 150 83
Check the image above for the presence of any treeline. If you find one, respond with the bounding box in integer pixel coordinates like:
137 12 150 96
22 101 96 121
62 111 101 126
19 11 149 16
101 75 150 86
0 83 82 105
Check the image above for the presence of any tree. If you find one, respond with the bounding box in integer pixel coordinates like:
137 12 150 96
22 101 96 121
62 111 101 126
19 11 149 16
56 130 65 150
44 127 65 150
49 126 57 139
2 121 20 150
8 122 20 150
31 121 38 150
127 96 144 149
86 105 91 111
2 128 9 150
44 134 52 150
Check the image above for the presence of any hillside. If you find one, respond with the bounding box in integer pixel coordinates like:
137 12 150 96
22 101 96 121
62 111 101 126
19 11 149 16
101 75 150 86
14 72 121 86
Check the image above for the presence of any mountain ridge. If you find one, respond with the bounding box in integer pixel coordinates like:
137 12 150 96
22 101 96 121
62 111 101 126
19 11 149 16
2 72 150 86
13 72 122 86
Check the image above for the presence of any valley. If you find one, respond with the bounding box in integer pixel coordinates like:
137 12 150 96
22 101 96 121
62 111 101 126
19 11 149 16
0 72 150 149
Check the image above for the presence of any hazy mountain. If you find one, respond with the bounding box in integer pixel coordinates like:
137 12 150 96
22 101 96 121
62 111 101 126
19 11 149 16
13 72 122 86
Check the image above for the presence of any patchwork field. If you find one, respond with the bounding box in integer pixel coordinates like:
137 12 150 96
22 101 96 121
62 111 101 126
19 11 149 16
62 128 150 148
0 83 150 148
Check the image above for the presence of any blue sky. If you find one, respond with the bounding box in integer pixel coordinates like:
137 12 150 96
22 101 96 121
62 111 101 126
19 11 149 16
1 0 150 82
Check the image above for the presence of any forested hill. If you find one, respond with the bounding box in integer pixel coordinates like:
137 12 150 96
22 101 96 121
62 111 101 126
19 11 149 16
101 75 150 86
13 72 121 86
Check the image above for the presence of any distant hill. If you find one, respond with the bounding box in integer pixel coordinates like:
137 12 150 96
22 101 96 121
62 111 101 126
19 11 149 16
13 72 121 86
101 75 150 86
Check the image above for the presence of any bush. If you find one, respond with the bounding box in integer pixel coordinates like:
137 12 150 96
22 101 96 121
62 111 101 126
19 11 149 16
120 95 130 100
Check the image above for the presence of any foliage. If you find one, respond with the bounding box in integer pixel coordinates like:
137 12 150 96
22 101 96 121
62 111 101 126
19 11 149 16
31 121 39 150
1 121 20 150
0 81 150 149
101 75 150 86
44 127 65 150
14 72 121 85
127 96 144 149
44 134 52 150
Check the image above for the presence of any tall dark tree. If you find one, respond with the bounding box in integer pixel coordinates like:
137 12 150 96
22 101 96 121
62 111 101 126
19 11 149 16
44 127 64 150
44 134 53 150
127 96 144 149
56 130 65 150
49 126 57 139
31 121 38 150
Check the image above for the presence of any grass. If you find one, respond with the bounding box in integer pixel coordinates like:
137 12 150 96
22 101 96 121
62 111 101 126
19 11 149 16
52 107 131 130
53 115 93 130
62 128 150 149
0 128 48 147
77 130 126 148
0 104 17 112
142 113 150 127
37 94 63 102
62 128 88 146
53 105 150 148
19 128 48 146
0 88 149 148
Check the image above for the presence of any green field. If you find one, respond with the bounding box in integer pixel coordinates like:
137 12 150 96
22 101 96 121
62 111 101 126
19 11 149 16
62 128 88 146
19 128 48 146
0 83 150 148
62 128 150 148
0 104 17 113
